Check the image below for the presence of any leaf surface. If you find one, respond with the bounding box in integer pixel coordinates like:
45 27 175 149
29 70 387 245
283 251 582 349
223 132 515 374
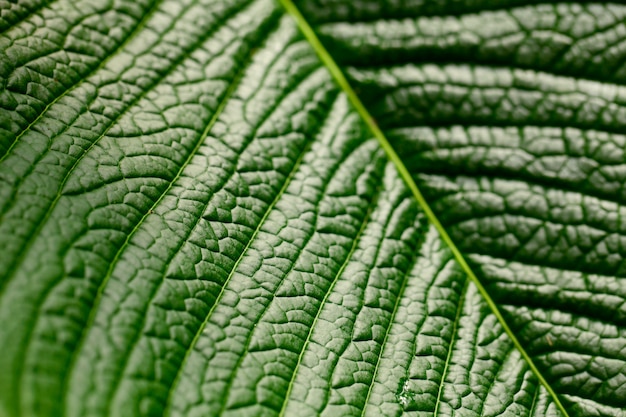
0 0 623 416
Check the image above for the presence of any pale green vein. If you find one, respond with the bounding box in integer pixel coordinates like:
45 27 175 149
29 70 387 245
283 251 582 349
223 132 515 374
278 186 379 417
529 385 540 417
277 1 570 415
433 278 468 417
359 234 417 417
477 342 515 416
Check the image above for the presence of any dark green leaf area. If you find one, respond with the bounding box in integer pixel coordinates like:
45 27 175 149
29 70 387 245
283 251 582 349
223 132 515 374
472 255 626 416
295 0 541 24
317 4 626 85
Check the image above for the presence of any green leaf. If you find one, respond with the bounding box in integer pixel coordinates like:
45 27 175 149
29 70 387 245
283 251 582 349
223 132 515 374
0 0 623 416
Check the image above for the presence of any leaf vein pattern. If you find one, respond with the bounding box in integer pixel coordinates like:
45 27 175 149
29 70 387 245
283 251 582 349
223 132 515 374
0 0 255 292
358 231 421 417
106 52 315 417
161 116 315 417
277 182 382 417
476 339 516 415
67 29 267 414
210 95 359 415
432 278 469 417
0 0 164 162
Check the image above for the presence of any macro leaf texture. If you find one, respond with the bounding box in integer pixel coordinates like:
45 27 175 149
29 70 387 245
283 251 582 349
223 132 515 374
0 0 624 416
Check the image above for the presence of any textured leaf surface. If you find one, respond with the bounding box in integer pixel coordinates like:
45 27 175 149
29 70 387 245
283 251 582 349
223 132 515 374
300 1 626 415
0 0 623 416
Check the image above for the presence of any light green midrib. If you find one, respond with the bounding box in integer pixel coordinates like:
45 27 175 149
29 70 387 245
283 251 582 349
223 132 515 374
276 1 570 416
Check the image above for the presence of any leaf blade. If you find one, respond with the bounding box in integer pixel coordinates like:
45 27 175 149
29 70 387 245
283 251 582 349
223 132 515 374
1 0 623 416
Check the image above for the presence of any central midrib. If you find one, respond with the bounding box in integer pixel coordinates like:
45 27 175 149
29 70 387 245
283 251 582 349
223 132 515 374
275 0 571 415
